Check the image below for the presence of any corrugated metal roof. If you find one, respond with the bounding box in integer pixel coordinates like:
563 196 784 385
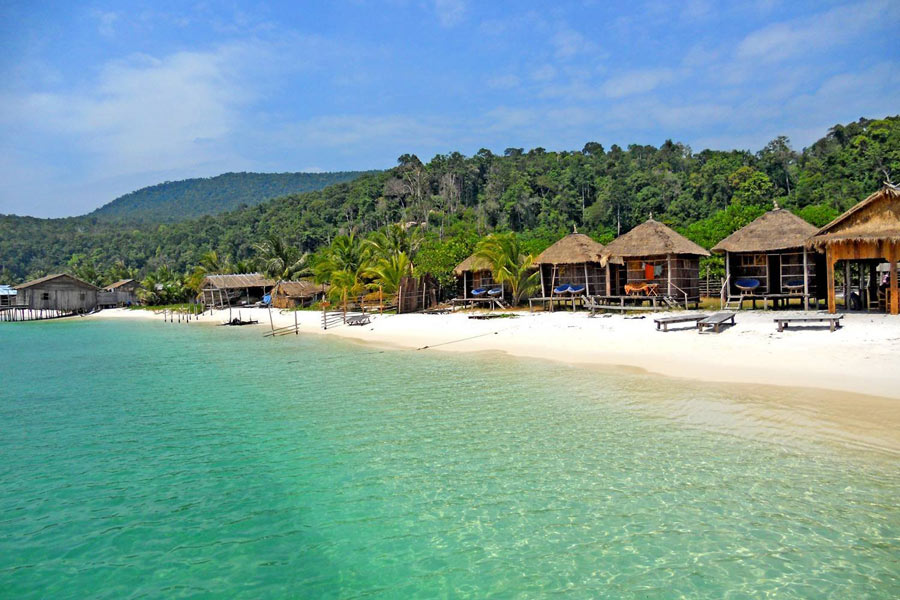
15 273 100 291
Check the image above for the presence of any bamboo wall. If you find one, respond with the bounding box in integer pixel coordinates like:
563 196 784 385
617 255 701 300
726 250 818 297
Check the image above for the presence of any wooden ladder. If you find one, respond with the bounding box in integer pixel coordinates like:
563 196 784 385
724 295 742 310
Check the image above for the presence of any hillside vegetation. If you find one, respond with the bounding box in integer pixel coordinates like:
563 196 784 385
0 116 896 286
88 171 372 223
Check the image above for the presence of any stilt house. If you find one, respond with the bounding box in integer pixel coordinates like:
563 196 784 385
712 206 822 309
602 217 709 305
807 184 900 315
99 279 141 307
14 274 99 312
453 253 497 298
534 232 606 297
270 280 328 308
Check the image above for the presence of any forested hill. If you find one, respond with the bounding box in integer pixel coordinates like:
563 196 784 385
89 171 372 223
1 116 897 284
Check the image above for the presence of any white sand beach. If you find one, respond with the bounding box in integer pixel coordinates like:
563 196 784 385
91 306 900 400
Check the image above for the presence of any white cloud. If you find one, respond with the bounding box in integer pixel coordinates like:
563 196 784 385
737 0 896 62
434 0 465 27
601 68 676 98
92 10 120 37
552 28 596 59
486 74 520 90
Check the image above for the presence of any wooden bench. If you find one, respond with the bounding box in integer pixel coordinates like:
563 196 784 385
654 314 708 332
775 315 843 332
697 311 735 334
346 314 371 326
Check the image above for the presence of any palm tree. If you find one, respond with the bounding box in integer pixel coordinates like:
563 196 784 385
313 232 372 307
365 252 412 295
365 223 424 261
254 234 309 281
186 250 230 292
474 232 539 305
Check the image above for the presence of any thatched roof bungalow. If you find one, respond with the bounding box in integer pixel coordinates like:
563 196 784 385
602 218 709 303
15 273 99 312
270 280 327 308
712 207 821 308
533 232 606 297
453 252 497 299
807 184 900 315
199 273 275 307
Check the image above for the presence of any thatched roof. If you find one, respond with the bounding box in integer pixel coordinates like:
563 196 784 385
534 233 606 265
602 218 709 265
807 184 900 249
201 273 275 289
453 253 491 275
272 280 327 297
15 273 99 291
712 209 818 253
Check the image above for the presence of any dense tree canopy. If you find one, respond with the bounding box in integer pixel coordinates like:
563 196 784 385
1 116 897 292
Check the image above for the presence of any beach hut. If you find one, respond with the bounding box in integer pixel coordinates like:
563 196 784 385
533 231 606 297
98 279 141 307
807 184 900 315
199 273 275 307
602 217 709 307
270 280 327 308
453 253 497 299
712 205 822 310
0 284 16 307
14 273 99 312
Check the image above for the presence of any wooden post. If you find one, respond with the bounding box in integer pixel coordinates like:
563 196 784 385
667 254 673 297
724 251 731 306
826 247 836 314
802 248 809 311
605 265 611 296
891 246 898 316
843 260 851 310
583 263 590 296
539 267 545 298
295 309 299 334
268 305 275 336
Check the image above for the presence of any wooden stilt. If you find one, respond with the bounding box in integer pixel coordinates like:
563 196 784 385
826 248 836 314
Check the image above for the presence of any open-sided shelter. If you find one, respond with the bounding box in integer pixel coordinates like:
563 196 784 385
533 232 606 297
14 273 99 312
453 253 497 299
807 184 900 315
199 273 275 307
712 206 822 309
602 217 709 305
270 280 327 308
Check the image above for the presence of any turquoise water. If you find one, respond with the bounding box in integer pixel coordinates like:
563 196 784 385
1 320 898 598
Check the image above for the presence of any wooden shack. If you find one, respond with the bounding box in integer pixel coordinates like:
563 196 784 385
0 284 16 307
712 206 822 309
14 273 99 312
199 273 275 307
534 232 606 297
270 280 327 308
98 279 141 307
807 184 900 315
453 253 496 298
602 217 709 306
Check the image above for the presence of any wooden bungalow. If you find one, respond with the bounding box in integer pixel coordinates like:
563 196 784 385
534 232 606 297
807 184 900 315
199 273 275 307
712 206 822 310
14 273 99 312
270 280 327 308
0 284 16 307
453 253 497 299
601 217 709 306
98 279 141 307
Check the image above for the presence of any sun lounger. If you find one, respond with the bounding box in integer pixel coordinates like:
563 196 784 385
697 311 735 333
654 314 709 332
774 315 842 332
347 314 371 326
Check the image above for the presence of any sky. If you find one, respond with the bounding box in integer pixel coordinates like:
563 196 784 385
1 1 898 217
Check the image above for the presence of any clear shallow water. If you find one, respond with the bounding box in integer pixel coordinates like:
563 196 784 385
1 319 898 598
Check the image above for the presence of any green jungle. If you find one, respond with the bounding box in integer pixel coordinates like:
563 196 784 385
1 116 897 305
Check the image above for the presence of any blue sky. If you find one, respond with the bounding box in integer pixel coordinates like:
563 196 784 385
1 1 897 217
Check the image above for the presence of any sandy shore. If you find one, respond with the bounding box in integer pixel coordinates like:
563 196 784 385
92 306 900 399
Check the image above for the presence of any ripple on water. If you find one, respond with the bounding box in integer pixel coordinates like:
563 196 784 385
0 319 897 598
